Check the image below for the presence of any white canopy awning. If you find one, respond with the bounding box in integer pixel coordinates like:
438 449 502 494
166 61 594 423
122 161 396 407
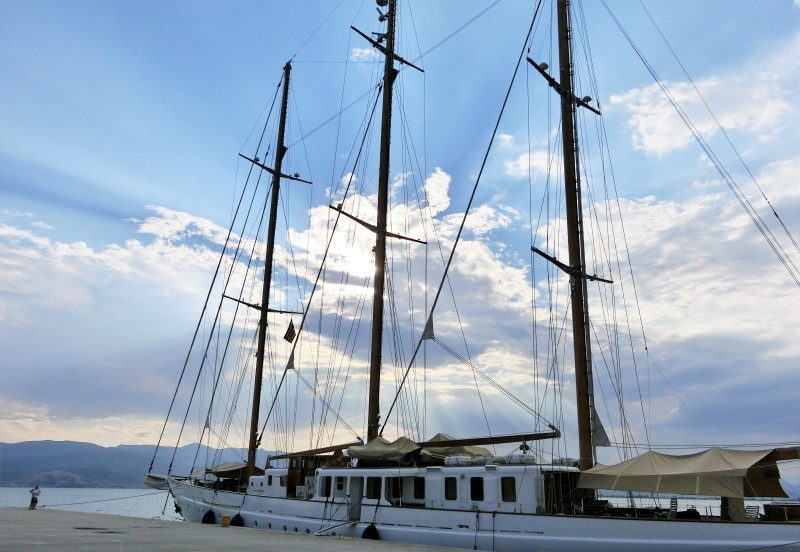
347 434 492 464
577 447 797 498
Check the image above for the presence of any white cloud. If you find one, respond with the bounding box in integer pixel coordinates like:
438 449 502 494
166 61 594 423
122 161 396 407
3 155 798 454
340 172 357 186
137 204 230 246
0 206 228 327
610 77 791 155
581 159 800 349
610 32 800 155
461 204 513 237
424 167 450 215
504 150 557 178
350 47 378 62
497 133 514 149
1 210 33 219
0 395 181 446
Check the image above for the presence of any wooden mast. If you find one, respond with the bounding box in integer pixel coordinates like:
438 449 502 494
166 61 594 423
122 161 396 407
556 0 595 471
366 0 397 442
246 61 292 477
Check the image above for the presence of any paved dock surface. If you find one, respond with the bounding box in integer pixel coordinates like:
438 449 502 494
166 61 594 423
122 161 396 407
0 507 459 551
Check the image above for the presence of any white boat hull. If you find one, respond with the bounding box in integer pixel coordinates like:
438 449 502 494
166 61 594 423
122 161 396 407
169 478 800 552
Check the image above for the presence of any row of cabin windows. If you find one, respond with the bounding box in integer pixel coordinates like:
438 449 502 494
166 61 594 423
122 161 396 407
319 475 517 502
456 476 515 502
253 474 286 488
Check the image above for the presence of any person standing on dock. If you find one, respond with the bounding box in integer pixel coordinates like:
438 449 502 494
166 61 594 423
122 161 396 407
28 485 40 510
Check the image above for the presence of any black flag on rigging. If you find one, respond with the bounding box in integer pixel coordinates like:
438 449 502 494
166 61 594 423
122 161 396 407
283 320 296 343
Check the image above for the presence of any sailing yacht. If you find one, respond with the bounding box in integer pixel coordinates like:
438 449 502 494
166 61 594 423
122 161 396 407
147 1 800 550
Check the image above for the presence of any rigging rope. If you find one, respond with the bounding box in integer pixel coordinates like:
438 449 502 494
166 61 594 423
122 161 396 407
601 0 800 289
255 88 384 447
40 491 166 508
380 0 545 435
149 75 281 475
636 0 800 261
433 337 555 427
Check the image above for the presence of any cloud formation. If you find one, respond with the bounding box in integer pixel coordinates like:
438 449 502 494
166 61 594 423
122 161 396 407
350 48 379 62
610 32 800 155
2 157 798 478
610 77 791 155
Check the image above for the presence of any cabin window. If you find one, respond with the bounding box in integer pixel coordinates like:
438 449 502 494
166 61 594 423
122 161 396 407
336 476 345 491
501 477 516 502
444 477 457 500
413 477 425 500
320 476 332 497
470 477 484 501
349 476 363 498
386 477 401 501
267 475 273 486
366 477 382 499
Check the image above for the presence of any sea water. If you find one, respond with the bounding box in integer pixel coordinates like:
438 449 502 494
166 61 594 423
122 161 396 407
0 487 182 521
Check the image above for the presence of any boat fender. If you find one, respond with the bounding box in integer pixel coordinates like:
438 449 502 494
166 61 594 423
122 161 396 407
202 510 216 524
361 523 379 540
230 513 244 526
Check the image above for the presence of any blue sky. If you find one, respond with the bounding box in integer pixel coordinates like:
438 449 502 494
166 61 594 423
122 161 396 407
2 1 799 487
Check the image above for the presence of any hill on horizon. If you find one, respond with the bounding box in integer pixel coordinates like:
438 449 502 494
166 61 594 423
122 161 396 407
0 440 274 488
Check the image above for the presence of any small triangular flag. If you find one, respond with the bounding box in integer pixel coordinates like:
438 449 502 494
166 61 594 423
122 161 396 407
421 316 434 341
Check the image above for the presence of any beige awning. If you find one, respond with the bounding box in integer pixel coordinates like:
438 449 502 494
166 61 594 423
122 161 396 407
347 436 422 462
422 433 493 460
347 434 494 464
578 447 797 498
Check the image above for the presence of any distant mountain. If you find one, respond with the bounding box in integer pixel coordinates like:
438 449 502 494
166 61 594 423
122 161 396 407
0 440 275 488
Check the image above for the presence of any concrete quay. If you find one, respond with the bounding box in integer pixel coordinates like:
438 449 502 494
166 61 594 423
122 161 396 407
0 507 459 551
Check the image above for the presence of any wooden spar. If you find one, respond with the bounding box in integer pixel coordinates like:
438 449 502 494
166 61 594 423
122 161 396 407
246 61 291 478
416 431 561 448
366 0 397 443
266 431 561 461
268 441 364 461
557 0 595 471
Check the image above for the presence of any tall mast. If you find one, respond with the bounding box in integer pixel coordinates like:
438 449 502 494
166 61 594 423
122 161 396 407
366 0 397 442
246 61 292 477
557 0 595 471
